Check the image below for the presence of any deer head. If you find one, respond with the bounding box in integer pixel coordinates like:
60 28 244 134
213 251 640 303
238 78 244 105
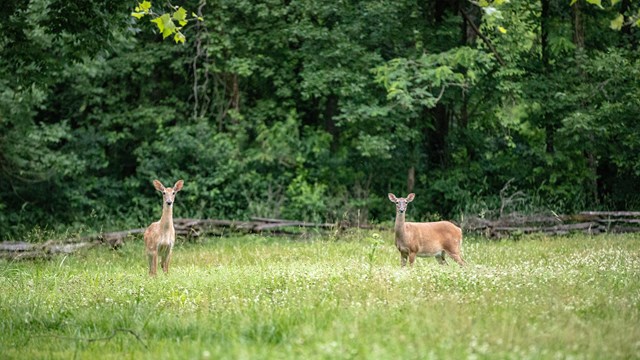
388 193 415 214
153 179 184 207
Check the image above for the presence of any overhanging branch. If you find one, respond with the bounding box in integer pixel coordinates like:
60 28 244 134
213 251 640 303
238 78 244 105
460 8 506 67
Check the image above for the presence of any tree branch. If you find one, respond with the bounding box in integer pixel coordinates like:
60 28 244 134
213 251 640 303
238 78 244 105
459 8 506 66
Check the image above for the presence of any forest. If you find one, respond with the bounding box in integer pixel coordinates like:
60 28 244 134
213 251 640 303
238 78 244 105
2 0 639 239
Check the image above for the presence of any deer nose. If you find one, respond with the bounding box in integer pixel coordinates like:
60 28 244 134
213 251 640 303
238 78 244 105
166 200 173 206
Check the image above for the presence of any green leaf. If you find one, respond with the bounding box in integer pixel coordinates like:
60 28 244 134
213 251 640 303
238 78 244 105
610 0 620 5
570 0 577 5
139 1 152 12
173 7 188 26
610 14 624 30
150 13 179 40
586 0 604 9
131 12 145 19
159 13 176 39
174 32 186 44
151 17 164 33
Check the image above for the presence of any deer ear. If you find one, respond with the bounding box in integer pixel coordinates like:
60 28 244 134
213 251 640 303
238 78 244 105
406 193 415 202
174 180 184 192
388 193 398 202
153 180 165 192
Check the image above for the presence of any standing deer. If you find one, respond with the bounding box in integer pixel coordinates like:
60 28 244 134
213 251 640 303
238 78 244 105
144 179 184 276
388 193 465 267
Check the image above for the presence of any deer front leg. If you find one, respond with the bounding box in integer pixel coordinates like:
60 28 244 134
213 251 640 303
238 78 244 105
148 252 158 276
161 249 172 274
408 252 416 267
400 252 408 267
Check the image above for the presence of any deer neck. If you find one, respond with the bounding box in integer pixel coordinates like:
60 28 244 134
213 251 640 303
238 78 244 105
159 204 174 232
394 211 407 244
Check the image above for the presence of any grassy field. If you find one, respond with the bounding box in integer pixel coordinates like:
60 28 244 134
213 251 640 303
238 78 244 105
1 230 639 359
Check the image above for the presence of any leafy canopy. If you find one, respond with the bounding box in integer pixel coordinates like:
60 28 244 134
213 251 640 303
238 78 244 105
131 1 203 44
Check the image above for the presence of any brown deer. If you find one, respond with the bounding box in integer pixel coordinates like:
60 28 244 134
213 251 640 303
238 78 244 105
388 193 465 267
144 179 184 276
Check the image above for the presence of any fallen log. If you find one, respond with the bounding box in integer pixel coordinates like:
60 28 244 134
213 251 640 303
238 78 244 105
579 211 640 217
6 211 637 260
1 217 349 260
466 211 640 238
490 222 604 236
0 240 99 260
174 217 338 236
597 219 640 224
608 225 640 233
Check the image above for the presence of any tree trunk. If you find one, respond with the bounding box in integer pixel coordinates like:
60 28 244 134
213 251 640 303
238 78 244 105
572 1 584 49
572 1 598 205
541 0 554 154
424 104 450 167
324 94 340 152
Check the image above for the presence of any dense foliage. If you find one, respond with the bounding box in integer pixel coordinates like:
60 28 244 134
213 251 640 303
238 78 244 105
2 0 640 238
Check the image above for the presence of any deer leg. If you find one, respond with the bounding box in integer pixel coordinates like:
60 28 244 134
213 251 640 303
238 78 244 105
436 253 448 265
160 254 166 273
408 252 416 267
448 252 466 266
162 250 172 274
400 253 408 267
148 252 158 276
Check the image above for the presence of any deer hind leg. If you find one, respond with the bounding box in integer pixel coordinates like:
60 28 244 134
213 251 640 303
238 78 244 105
436 252 448 265
447 251 466 266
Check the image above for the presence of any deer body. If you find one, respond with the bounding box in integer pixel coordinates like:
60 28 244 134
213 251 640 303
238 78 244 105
389 193 465 267
144 179 183 276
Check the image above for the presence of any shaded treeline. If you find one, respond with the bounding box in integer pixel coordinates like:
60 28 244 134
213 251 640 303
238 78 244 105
1 0 639 238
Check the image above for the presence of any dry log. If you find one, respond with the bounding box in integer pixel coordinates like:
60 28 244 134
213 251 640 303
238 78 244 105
0 217 348 260
174 217 337 234
47 241 98 254
254 221 335 231
4 212 638 260
0 240 98 260
579 211 640 217
596 219 640 224
608 226 640 233
491 222 603 234
0 242 36 252
250 217 291 223
467 210 640 238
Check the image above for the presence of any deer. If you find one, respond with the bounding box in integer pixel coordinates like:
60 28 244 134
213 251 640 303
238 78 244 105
388 193 465 267
144 179 184 276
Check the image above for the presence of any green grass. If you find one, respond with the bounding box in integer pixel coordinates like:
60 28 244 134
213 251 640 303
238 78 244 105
1 231 639 359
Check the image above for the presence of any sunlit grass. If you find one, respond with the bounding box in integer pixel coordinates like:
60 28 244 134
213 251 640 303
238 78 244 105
1 232 639 359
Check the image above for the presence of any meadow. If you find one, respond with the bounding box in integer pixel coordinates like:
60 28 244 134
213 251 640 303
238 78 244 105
1 231 639 359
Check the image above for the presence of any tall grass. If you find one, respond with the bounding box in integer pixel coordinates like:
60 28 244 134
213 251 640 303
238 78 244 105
1 231 639 359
